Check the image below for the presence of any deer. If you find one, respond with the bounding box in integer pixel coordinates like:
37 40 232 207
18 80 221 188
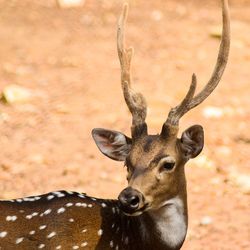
0 0 230 249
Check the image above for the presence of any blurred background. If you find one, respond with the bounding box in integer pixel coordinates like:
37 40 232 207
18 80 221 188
0 0 249 249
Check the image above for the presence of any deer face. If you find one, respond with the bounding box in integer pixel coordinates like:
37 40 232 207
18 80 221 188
92 125 204 215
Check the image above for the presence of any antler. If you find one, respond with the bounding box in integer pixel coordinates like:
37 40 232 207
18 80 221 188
117 4 148 138
162 0 230 131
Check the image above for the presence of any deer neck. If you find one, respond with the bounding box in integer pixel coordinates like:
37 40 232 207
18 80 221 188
104 192 187 250
139 194 188 250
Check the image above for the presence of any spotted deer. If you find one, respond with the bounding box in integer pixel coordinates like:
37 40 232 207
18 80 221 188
0 0 230 249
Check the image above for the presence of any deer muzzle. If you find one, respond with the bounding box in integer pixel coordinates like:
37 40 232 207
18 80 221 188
118 187 146 215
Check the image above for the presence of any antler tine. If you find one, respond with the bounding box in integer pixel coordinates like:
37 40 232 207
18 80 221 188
166 74 197 126
187 0 230 110
163 0 230 131
161 74 197 137
117 4 148 138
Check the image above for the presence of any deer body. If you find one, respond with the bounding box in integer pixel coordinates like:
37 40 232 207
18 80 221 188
0 0 230 249
0 190 187 250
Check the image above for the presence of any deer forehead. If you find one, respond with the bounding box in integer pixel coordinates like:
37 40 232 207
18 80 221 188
129 135 178 166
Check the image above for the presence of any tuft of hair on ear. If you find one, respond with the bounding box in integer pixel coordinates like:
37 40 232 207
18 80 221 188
180 125 204 159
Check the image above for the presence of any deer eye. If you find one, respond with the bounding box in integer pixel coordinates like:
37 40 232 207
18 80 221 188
162 162 175 171
159 156 176 172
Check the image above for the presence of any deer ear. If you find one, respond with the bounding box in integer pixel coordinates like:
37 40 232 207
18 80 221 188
92 128 132 161
180 125 204 159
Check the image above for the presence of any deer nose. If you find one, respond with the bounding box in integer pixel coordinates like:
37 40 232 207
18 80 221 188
118 187 144 214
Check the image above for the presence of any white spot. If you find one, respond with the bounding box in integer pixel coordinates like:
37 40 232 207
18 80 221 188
47 195 55 200
23 198 35 202
29 230 35 235
26 215 33 219
101 203 107 208
19 210 24 213
81 242 88 247
75 203 87 207
112 207 116 214
0 232 7 238
53 192 65 198
16 237 24 244
31 212 38 217
47 232 56 238
78 194 85 198
111 223 115 229
16 199 22 203
43 209 52 215
57 207 66 214
39 225 47 230
124 236 129 245
82 229 87 233
69 218 74 222
97 229 103 236
38 244 45 249
110 240 114 248
91 197 96 201
115 245 119 250
35 196 41 200
53 191 62 195
56 245 62 249
88 204 93 208
67 191 74 195
66 203 73 207
6 215 17 221
72 246 79 249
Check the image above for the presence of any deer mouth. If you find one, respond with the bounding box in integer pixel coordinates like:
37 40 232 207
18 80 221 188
119 202 149 216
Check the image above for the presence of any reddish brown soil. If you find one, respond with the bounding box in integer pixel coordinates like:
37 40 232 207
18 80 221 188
0 0 249 249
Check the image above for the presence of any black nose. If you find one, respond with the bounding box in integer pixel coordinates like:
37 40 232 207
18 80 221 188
118 187 143 214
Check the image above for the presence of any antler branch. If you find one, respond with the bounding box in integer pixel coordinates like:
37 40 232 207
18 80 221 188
117 4 147 137
187 0 230 110
166 74 197 125
162 0 230 130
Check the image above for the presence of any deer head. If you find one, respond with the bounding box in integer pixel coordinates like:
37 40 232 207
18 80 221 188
92 0 230 216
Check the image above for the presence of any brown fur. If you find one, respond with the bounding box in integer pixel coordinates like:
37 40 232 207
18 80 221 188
125 133 187 212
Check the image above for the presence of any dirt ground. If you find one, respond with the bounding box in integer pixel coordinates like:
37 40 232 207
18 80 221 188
0 0 249 249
